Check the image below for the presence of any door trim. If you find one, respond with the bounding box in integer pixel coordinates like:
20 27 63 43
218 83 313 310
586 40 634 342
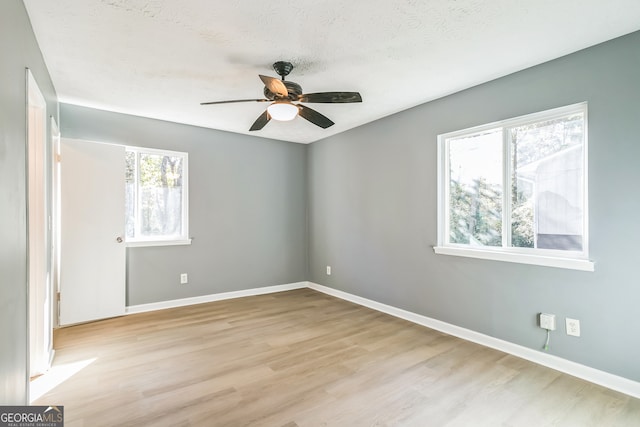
26 68 53 382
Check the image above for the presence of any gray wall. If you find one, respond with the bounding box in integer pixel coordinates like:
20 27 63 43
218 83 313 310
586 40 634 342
0 0 58 404
6 0 637 401
60 105 308 305
308 31 640 381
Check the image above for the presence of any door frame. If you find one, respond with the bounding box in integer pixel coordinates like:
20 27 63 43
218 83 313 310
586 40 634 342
51 117 61 330
26 69 53 383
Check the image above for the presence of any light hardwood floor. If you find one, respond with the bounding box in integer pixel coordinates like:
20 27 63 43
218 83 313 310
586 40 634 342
35 288 639 426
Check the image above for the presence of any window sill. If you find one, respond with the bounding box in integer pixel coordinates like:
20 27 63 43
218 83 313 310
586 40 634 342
126 238 192 248
433 246 594 272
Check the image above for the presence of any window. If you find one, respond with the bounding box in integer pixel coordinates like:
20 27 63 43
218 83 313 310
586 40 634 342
125 146 190 246
435 103 593 271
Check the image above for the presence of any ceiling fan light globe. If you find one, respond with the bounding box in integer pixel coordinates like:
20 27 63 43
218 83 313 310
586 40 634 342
267 102 298 121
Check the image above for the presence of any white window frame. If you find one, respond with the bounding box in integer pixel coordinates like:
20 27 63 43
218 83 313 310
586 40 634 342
435 103 594 271
125 146 191 247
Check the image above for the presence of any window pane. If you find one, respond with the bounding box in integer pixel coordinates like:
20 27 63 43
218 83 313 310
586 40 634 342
138 153 184 238
125 150 136 239
448 129 503 247
510 114 584 250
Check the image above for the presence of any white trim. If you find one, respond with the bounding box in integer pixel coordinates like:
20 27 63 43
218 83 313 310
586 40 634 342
437 102 590 270
125 145 187 157
125 146 189 245
440 102 588 141
51 117 61 331
125 281 308 314
126 238 192 248
433 246 595 271
307 282 640 399
26 69 53 381
123 280 638 399
582 107 590 260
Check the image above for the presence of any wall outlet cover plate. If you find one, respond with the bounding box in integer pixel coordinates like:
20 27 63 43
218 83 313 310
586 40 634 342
539 313 556 330
566 317 581 337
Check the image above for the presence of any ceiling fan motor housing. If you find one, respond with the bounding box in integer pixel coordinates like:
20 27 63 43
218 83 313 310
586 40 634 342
264 81 303 101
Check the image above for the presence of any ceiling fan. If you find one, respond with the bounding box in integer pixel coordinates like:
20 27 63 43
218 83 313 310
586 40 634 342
201 61 362 131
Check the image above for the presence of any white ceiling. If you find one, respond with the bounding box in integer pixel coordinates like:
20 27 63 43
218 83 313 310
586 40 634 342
23 0 640 144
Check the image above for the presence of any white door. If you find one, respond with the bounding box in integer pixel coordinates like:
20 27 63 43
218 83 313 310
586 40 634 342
60 138 126 326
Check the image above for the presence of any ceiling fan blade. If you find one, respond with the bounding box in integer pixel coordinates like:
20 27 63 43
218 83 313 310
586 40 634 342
249 110 271 131
259 75 288 98
200 99 269 105
299 92 362 103
297 104 334 129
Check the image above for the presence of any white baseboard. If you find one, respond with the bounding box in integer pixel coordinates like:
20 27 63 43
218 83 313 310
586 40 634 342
307 282 640 400
125 281 308 315
125 280 639 399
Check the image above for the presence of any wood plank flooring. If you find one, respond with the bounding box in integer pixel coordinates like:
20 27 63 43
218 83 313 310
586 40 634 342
35 288 640 426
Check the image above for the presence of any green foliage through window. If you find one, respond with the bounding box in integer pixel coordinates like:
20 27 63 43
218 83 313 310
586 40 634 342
125 147 188 242
440 103 587 255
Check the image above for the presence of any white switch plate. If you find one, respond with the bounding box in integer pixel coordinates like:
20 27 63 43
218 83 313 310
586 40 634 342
326 266 331 275
180 273 188 284
566 318 580 337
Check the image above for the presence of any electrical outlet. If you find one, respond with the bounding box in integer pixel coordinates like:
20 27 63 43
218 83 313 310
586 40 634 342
326 266 331 275
180 273 188 284
539 313 556 330
566 318 580 337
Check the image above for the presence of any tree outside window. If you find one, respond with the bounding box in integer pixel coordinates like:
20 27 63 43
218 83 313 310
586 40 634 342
440 103 587 259
125 147 188 243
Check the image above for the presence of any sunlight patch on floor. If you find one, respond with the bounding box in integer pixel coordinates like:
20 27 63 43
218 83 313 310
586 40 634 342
30 358 97 402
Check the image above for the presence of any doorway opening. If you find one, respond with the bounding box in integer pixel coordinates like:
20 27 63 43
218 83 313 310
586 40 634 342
26 69 53 396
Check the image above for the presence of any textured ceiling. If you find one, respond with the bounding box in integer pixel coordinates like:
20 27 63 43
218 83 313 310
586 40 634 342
23 0 640 143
